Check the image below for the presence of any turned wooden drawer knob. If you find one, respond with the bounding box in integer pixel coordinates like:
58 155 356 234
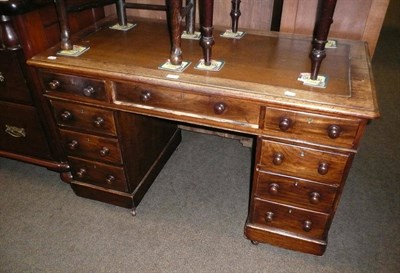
83 86 95 97
60 110 72 121
309 192 321 204
140 90 152 102
327 124 342 139
106 174 115 184
272 152 284 165
268 183 280 195
265 211 274 223
68 140 79 150
93 117 104 127
318 162 329 175
279 117 292 131
48 80 60 90
303 220 313 232
213 102 227 115
99 147 110 157
76 168 87 178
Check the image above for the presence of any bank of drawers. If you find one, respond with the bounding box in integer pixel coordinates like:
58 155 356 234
49 97 129 193
249 108 359 244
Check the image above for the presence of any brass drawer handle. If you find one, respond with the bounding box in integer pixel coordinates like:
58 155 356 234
68 140 79 150
93 117 104 127
83 86 95 97
76 168 87 178
0 72 5 82
5 125 26 138
60 110 73 121
106 174 115 184
99 147 110 157
48 80 60 90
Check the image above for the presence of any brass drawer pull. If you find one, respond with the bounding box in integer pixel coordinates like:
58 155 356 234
48 80 60 90
106 175 115 184
5 125 26 138
93 117 104 127
0 72 5 82
99 147 110 157
83 86 95 97
76 168 87 178
68 140 79 150
327 124 342 139
60 110 73 121
279 117 292 131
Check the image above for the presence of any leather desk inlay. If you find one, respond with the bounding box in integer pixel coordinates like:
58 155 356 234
28 18 379 255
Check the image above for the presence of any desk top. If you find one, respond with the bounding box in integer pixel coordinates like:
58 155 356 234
28 17 379 119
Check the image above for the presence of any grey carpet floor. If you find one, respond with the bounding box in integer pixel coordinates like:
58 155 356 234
1 2 399 272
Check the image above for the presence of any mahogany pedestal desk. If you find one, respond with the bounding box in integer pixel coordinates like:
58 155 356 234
28 18 379 255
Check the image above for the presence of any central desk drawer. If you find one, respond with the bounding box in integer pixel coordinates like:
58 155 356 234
59 129 122 164
114 82 260 127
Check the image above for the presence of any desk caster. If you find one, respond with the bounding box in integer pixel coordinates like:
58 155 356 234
251 240 259 245
131 208 137 217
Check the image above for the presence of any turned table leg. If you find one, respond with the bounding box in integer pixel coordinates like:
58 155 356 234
230 0 241 33
185 0 196 35
167 0 183 65
116 0 128 26
199 0 215 66
55 0 73 50
310 0 337 80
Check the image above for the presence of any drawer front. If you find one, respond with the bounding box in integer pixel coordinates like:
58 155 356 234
259 139 350 185
114 82 260 127
0 51 32 104
263 107 361 148
59 129 122 164
69 157 128 192
254 171 338 213
41 71 107 101
251 199 329 239
51 100 116 136
0 101 52 159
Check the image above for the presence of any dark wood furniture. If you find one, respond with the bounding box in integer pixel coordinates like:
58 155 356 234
0 0 104 169
28 16 379 255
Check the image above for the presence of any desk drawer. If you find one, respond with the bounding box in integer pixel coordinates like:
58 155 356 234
69 156 128 192
0 101 51 159
254 171 338 213
263 107 362 148
251 199 329 239
59 129 122 164
114 82 260 127
41 71 107 101
51 100 116 136
259 139 350 185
